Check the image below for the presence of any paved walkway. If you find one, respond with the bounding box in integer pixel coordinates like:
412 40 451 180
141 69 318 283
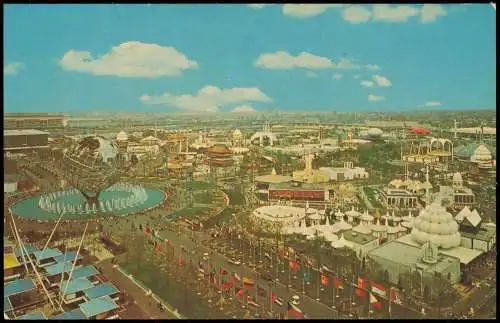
97 258 178 319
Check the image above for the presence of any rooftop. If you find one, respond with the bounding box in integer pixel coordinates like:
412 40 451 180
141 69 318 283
4 279 36 297
269 182 327 191
83 282 120 299
342 229 377 245
44 262 74 276
50 308 87 320
460 223 496 241
16 311 47 320
4 129 50 136
4 253 21 270
71 265 99 280
79 295 119 318
33 248 62 262
397 234 482 265
53 251 83 263
14 244 39 258
60 277 94 294
369 240 460 272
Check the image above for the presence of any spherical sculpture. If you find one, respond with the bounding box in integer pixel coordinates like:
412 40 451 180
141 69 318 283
61 136 126 207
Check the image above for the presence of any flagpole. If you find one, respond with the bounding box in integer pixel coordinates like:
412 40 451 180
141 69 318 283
302 269 305 294
269 283 273 316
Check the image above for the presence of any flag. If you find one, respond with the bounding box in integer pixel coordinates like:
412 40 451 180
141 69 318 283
287 302 305 318
220 279 234 291
243 277 254 287
257 286 267 297
333 277 344 289
271 292 277 302
143 225 151 234
389 287 403 305
235 287 245 297
371 281 387 298
321 274 329 286
155 243 162 252
321 265 333 273
220 267 228 275
355 277 368 298
370 293 382 310
289 260 300 272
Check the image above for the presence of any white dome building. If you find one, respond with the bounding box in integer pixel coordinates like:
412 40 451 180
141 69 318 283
116 130 128 142
367 128 384 137
471 144 493 169
410 201 461 249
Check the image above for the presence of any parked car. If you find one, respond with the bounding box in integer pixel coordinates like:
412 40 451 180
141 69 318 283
227 259 241 265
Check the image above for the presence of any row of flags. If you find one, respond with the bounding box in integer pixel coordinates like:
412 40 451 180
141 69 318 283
139 222 401 315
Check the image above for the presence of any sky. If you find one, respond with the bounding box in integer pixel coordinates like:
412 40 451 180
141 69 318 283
3 4 497 114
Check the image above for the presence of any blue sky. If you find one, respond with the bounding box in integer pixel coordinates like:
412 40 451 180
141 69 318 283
3 4 496 113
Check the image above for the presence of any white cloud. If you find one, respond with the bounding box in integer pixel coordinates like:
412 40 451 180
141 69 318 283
342 5 372 23
232 105 257 113
4 62 24 75
255 51 363 71
360 80 375 88
306 71 318 78
254 51 334 70
140 85 272 112
59 41 198 78
372 5 419 23
368 94 385 102
333 73 343 80
353 74 360 79
372 74 392 87
365 64 381 71
247 4 271 10
422 101 442 107
282 4 347 18
420 4 447 23
336 58 361 69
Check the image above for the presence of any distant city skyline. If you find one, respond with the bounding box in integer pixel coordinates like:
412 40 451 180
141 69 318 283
4 4 496 113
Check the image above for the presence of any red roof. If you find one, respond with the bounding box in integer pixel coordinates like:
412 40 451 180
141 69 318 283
409 127 431 135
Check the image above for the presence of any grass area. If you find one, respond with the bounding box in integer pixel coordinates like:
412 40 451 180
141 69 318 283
191 181 215 190
364 187 383 208
165 207 210 220
193 191 216 204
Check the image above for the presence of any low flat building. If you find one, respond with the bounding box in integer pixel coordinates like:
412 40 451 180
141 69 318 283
319 162 369 181
342 229 379 259
368 240 461 291
379 187 419 210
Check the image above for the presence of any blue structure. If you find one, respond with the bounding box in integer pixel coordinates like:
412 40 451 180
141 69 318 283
83 283 119 299
71 265 99 280
79 296 119 318
33 248 62 263
4 279 35 297
53 251 82 263
14 245 39 258
44 262 74 276
50 308 87 320
60 278 94 295
16 312 47 320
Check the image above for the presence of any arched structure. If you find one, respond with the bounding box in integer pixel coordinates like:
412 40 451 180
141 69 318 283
250 121 278 146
